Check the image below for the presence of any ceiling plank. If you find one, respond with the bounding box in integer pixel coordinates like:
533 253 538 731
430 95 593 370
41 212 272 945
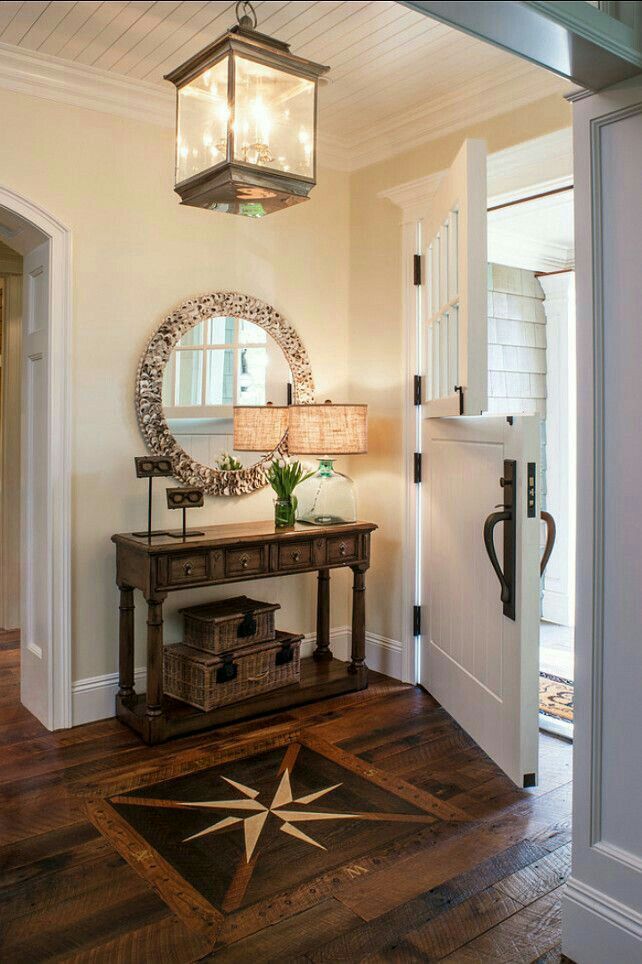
111 1 210 75
38 2 105 57
54 1 130 61
74 0 157 66
1 0 51 46
17 0 77 50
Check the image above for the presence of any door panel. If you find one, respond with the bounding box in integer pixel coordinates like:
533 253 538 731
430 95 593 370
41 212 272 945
421 415 540 787
21 242 50 725
423 139 488 417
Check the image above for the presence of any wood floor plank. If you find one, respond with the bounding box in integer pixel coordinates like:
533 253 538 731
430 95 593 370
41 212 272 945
308 839 555 962
0 654 572 964
55 913 213 963
332 799 562 922
0 822 111 892
211 898 361 962
439 887 563 963
365 887 523 963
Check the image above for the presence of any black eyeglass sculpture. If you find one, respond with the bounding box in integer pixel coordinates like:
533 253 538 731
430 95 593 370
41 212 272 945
166 486 205 540
133 456 174 540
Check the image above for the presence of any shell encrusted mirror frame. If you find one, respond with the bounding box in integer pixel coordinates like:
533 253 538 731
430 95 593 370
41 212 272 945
135 292 315 496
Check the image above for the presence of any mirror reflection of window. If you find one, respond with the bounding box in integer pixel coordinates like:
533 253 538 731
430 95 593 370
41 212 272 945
163 316 291 470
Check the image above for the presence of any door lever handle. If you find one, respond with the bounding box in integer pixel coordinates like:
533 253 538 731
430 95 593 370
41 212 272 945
540 511 556 576
482 459 517 620
484 510 512 604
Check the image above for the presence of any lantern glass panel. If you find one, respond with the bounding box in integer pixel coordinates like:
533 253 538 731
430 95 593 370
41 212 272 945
176 56 229 184
233 56 315 178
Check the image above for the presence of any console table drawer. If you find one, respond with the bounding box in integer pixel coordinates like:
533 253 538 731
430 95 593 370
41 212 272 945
225 545 267 577
327 535 358 564
165 552 208 585
278 541 313 571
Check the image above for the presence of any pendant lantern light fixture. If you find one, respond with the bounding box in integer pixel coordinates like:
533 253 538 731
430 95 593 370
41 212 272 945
164 1 329 218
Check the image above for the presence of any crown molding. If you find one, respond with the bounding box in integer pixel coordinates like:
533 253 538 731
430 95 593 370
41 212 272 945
0 41 174 128
343 61 570 172
380 127 573 219
0 40 572 176
487 126 573 203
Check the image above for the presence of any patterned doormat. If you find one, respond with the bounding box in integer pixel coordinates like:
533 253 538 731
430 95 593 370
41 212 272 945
83 731 466 944
539 672 574 723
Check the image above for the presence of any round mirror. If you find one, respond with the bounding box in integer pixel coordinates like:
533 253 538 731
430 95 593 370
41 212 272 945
136 292 314 496
162 316 291 469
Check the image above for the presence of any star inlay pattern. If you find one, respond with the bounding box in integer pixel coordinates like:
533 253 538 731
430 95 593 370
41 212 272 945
110 742 435 909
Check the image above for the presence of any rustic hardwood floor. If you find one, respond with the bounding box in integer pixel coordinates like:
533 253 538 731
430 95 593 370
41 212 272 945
0 631 573 963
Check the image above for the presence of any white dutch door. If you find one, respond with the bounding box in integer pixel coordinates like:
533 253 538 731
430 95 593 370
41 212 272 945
419 140 541 787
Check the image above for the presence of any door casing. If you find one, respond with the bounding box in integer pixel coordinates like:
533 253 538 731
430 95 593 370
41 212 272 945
0 186 72 731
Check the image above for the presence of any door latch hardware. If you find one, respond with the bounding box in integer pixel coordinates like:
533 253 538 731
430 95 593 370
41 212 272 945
527 462 536 518
454 385 464 415
483 459 516 620
413 253 422 286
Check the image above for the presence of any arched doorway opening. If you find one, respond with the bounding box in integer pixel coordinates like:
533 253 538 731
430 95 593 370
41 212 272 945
0 187 71 730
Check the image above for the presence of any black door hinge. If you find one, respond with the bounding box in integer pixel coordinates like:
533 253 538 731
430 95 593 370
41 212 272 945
414 374 422 406
413 254 422 286
454 384 464 415
413 605 421 636
414 452 422 484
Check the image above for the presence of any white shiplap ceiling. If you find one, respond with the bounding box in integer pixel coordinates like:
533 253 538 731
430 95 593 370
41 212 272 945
0 2 574 169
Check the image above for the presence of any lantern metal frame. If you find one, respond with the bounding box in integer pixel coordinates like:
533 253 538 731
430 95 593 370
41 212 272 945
164 8 329 215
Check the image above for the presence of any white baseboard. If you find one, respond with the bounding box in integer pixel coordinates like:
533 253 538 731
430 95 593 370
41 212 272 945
562 877 642 963
72 666 147 726
71 627 404 726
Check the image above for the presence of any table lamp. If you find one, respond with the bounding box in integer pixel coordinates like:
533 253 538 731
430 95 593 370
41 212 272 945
233 402 289 454
287 401 368 524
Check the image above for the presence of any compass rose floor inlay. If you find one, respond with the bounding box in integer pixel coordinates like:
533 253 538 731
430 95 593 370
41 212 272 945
85 734 453 940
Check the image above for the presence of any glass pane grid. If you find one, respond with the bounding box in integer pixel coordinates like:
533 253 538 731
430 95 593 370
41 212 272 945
164 317 275 409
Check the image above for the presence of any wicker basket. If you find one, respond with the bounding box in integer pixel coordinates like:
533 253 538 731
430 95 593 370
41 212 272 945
164 630 302 712
179 596 280 655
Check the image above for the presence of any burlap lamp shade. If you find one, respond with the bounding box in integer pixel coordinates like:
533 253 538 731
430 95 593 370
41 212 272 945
233 403 289 452
287 402 368 455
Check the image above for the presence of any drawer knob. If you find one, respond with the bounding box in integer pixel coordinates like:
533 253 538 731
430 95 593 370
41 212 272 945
240 554 249 570
339 542 347 556
291 550 301 562
183 562 193 576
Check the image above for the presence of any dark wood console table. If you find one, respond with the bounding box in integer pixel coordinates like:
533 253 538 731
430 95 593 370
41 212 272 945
112 519 377 744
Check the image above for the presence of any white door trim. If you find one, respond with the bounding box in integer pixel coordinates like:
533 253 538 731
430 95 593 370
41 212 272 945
0 185 72 731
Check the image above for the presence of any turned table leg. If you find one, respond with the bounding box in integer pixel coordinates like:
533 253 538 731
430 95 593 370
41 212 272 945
314 568 332 662
145 594 166 718
118 585 135 699
349 564 368 675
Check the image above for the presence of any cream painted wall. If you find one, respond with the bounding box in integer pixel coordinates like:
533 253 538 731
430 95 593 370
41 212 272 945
0 81 572 687
348 93 572 648
0 87 352 681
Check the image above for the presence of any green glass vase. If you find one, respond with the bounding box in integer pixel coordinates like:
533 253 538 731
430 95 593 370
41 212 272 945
274 495 297 529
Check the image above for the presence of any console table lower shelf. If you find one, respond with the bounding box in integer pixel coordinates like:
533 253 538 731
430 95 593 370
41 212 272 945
116 657 368 744
112 519 377 745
